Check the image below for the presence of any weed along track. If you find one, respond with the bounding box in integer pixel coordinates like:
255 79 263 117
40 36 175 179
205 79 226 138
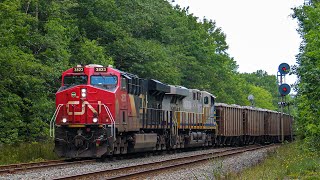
0 159 95 175
54 144 278 180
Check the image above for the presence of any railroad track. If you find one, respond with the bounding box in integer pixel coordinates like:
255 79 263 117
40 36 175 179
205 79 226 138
0 159 95 175
55 144 278 180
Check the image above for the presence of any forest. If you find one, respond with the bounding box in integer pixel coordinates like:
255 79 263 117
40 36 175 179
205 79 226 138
293 0 320 150
0 0 315 150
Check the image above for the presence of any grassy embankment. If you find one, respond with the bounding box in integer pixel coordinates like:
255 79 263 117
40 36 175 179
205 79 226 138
232 141 320 179
0 141 59 165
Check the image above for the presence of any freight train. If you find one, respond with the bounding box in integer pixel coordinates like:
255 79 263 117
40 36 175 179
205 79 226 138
50 64 293 158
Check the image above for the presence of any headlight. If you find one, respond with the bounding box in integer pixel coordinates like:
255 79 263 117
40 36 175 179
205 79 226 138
81 92 87 98
93 117 98 123
62 118 67 123
81 88 87 98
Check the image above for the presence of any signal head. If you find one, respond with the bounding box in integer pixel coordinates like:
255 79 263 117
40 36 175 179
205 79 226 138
278 63 290 75
279 83 291 96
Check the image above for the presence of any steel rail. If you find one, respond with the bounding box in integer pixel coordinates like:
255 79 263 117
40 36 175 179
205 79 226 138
54 144 278 180
0 159 95 175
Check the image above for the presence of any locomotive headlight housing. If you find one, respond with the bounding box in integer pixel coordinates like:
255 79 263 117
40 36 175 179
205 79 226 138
62 118 67 123
93 117 98 123
81 88 87 98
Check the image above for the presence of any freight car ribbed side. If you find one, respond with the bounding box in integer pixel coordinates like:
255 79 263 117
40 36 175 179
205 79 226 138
215 103 243 136
243 107 265 136
265 111 280 136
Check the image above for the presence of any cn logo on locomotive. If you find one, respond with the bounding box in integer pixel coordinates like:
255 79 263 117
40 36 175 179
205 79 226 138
66 101 101 115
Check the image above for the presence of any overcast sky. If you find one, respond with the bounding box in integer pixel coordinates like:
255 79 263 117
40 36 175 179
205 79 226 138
172 0 304 85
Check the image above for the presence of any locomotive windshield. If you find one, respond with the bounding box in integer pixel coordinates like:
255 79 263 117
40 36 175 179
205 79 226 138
91 75 117 89
63 75 88 87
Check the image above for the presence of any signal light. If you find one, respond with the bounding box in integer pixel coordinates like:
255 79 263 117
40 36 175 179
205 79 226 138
278 63 290 75
279 84 291 96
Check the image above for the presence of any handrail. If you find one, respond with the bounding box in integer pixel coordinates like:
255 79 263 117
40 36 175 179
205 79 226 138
173 112 178 136
50 104 64 137
102 104 116 141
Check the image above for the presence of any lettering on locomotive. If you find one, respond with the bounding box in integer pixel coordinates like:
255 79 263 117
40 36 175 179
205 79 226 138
94 67 107 72
73 67 84 72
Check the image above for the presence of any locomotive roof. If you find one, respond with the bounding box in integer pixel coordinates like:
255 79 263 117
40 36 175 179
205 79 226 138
148 79 170 93
202 91 216 98
166 85 189 96
69 65 218 97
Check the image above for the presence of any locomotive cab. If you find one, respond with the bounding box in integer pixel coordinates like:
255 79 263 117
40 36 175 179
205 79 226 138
56 65 118 125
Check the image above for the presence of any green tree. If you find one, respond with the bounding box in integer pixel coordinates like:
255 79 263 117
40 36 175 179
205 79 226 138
240 70 278 109
293 1 320 150
71 38 114 66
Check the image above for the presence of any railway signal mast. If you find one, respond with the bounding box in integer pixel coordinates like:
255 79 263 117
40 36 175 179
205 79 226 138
277 63 291 142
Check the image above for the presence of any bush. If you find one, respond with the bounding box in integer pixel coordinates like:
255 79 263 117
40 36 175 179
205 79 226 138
0 141 59 165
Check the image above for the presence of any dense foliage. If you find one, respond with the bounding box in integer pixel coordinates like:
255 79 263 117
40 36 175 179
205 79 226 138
0 0 279 144
293 1 320 150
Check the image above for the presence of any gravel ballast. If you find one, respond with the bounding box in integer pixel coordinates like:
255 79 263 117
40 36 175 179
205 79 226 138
152 146 277 180
0 146 277 180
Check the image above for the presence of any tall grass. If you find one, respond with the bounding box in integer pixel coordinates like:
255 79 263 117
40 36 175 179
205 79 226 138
0 141 59 165
236 141 320 179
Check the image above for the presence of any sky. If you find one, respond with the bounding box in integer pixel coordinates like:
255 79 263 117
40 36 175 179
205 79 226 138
172 0 304 86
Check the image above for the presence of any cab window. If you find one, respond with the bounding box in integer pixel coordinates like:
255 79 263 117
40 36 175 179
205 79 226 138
211 96 215 106
204 97 209 104
63 75 88 88
121 77 127 90
91 75 117 89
